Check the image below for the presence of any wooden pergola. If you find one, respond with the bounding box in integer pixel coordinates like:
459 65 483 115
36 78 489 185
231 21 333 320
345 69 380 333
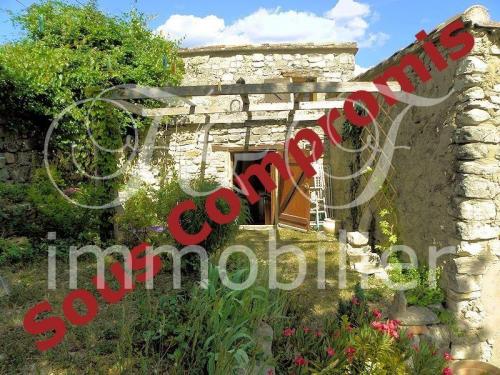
108 81 401 123
108 80 401 231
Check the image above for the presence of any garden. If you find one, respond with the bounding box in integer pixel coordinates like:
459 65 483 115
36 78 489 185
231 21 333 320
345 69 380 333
0 2 465 374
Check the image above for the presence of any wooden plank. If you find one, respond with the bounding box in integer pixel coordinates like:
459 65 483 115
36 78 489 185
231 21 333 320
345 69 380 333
212 144 284 152
108 81 401 99
141 100 345 117
159 111 327 124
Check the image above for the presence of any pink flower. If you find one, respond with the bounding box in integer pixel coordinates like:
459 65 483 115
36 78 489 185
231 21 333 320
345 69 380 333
443 352 454 361
303 327 311 334
266 370 274 375
372 309 382 320
294 356 308 366
345 347 356 362
326 347 335 357
442 368 453 375
283 328 296 337
351 296 360 305
315 330 323 337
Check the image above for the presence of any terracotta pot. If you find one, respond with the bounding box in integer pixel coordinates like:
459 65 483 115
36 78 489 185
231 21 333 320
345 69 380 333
451 360 500 375
322 218 339 235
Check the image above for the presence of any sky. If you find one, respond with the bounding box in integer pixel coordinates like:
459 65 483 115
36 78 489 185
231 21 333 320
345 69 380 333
1 0 499 73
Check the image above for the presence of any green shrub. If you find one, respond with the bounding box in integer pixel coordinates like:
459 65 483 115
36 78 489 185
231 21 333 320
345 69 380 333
132 264 287 374
27 168 101 242
117 177 250 252
0 183 41 237
0 237 35 265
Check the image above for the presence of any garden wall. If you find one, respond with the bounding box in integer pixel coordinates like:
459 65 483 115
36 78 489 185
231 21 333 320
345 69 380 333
0 117 40 184
329 6 500 365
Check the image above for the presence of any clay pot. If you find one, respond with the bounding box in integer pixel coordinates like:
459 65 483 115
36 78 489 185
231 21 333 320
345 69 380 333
451 360 500 375
322 218 339 235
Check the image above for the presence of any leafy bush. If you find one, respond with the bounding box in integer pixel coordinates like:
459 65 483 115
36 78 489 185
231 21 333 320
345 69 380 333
27 168 101 242
0 183 40 237
132 264 287 374
274 287 451 374
116 177 250 252
0 237 34 265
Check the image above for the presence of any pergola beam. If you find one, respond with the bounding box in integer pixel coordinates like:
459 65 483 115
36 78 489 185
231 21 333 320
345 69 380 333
108 81 400 100
141 100 345 117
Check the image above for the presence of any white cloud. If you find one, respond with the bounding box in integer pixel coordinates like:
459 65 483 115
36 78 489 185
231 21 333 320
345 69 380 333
354 64 370 76
156 0 388 48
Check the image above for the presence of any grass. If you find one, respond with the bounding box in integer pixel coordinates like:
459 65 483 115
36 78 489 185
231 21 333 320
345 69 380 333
0 228 364 373
227 229 359 322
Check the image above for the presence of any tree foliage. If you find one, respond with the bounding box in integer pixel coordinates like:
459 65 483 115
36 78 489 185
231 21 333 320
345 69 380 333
0 0 183 124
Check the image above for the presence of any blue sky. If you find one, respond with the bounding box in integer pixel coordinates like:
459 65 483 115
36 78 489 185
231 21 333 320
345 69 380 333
1 0 499 71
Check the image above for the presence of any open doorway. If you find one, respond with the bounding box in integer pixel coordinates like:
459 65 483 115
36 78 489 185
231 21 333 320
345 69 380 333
231 150 275 225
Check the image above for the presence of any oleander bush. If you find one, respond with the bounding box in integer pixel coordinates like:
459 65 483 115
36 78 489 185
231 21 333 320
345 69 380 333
274 286 452 375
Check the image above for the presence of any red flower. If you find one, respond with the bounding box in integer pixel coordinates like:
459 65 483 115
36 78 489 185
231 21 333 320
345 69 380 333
442 367 453 375
266 370 274 375
345 347 356 362
407 332 415 340
326 347 335 357
315 330 323 337
346 323 354 332
370 319 400 339
283 328 296 337
303 327 311 334
351 296 360 305
372 309 382 320
443 352 454 361
294 356 308 366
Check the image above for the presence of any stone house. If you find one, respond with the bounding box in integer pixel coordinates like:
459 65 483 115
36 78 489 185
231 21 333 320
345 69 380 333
151 42 357 227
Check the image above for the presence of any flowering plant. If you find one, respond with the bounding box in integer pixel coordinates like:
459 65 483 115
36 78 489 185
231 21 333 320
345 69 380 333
274 287 449 374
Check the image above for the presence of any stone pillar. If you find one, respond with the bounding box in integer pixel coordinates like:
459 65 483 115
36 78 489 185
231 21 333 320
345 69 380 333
445 30 500 364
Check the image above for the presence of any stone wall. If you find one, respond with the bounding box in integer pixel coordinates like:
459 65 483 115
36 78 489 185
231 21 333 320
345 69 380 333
0 118 40 184
146 43 357 184
329 6 500 365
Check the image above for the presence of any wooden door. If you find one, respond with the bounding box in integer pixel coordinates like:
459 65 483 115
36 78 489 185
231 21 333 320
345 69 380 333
278 153 311 231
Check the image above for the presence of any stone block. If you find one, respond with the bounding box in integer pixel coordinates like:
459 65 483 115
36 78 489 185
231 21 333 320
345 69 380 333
456 221 500 240
17 152 32 166
454 125 499 144
346 231 369 246
447 273 482 293
457 160 500 175
425 325 451 353
452 256 488 275
463 87 485 100
390 306 439 326
447 288 481 301
456 56 488 75
457 108 491 126
456 143 489 160
455 174 498 199
455 199 496 221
